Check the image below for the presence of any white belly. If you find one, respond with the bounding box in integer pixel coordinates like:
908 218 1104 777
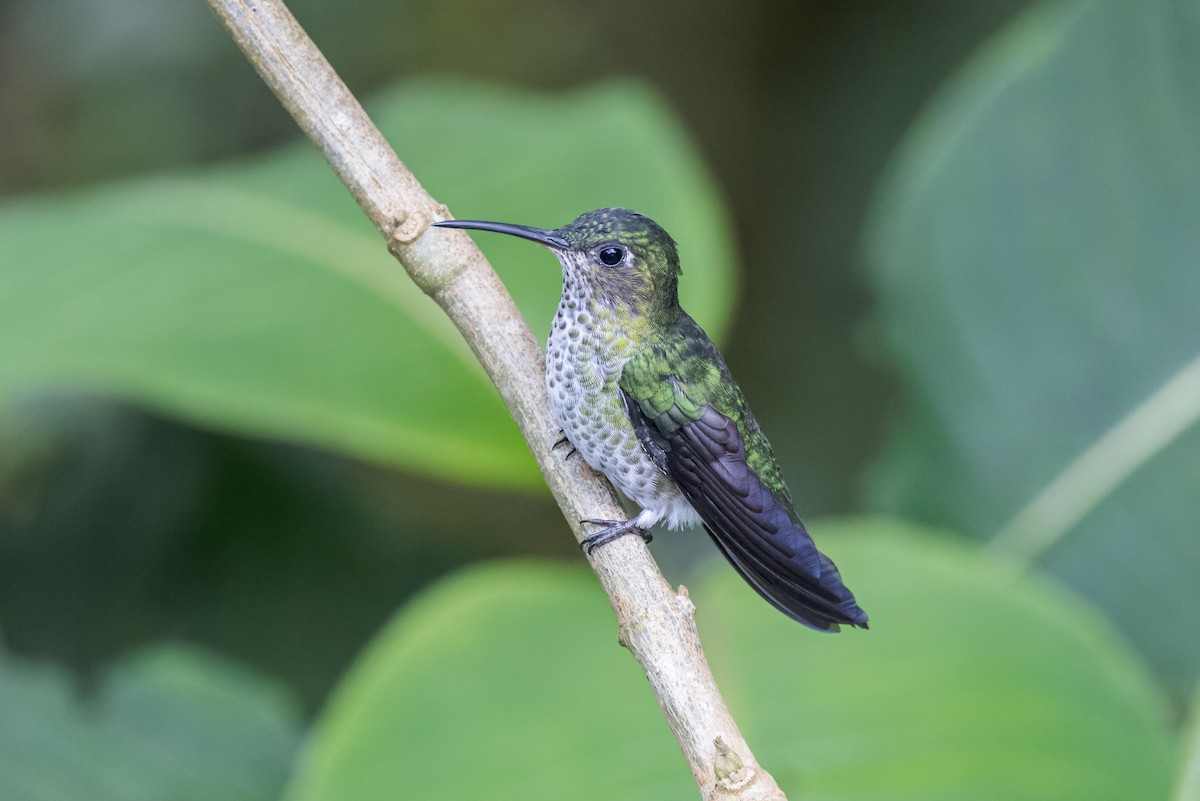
545 313 701 530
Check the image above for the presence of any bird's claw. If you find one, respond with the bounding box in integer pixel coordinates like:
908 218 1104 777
551 431 578 460
578 518 652 554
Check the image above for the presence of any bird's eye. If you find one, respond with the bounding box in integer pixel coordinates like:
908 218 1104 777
597 246 625 267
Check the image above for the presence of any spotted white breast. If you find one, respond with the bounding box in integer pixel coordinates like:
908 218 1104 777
544 281 702 530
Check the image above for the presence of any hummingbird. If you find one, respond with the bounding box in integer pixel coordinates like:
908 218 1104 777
434 208 867 632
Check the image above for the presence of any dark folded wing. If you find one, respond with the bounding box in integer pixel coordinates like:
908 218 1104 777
623 389 868 632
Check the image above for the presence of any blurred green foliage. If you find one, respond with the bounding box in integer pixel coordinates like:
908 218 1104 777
284 522 1173 801
1178 690 1200 800
0 0 1195 797
0 80 736 490
865 0 1200 701
0 644 300 800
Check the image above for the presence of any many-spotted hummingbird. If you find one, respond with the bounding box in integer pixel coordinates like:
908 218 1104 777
435 208 868 631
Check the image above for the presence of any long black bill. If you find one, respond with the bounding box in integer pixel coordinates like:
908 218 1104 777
433 219 568 250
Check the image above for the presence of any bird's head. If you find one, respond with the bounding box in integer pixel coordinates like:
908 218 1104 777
435 207 682 322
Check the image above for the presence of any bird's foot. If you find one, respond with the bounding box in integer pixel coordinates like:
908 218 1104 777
578 518 652 554
551 430 578 460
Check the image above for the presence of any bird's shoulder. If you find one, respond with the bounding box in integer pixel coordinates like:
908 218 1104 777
619 315 793 509
619 314 730 424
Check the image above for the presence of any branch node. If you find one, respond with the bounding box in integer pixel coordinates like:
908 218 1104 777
712 736 755 792
676 584 695 615
390 208 433 245
388 203 464 296
616 626 630 650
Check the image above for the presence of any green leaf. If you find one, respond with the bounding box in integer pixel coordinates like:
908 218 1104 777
284 562 692 801
1176 685 1200 801
285 520 1174 800
703 519 1174 800
0 79 737 491
0 643 302 801
862 0 1200 697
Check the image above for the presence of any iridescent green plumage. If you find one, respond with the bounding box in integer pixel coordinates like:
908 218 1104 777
619 320 793 514
435 209 867 631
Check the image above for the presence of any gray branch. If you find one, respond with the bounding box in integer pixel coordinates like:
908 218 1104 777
204 1 787 797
